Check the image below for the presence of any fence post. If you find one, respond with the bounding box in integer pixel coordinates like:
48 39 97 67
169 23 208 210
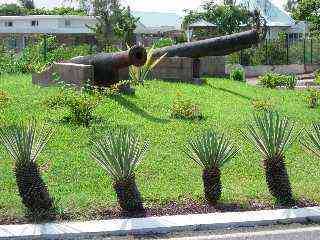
303 38 306 64
240 49 243 65
311 38 313 64
265 38 268 65
43 34 47 62
286 37 289 65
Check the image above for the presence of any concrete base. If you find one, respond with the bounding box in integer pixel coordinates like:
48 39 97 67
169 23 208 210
32 62 94 87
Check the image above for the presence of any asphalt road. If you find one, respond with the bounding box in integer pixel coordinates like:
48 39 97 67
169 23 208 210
61 223 320 240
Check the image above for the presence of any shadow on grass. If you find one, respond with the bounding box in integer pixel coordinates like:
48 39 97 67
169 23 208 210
209 83 252 101
111 95 170 124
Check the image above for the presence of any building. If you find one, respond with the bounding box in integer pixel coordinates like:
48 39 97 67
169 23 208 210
238 0 309 39
0 15 97 51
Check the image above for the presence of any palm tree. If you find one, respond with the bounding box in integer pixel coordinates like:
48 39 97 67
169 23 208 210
18 0 35 9
243 111 297 205
301 122 320 158
186 130 239 205
0 121 54 212
90 128 149 212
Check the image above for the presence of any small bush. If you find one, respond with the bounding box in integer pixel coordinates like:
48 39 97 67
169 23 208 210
306 87 319 109
259 72 297 89
315 69 320 85
0 90 9 109
252 97 276 112
230 67 245 82
154 38 175 48
45 88 100 126
171 93 203 120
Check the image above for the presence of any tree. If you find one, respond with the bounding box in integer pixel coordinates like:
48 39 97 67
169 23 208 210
284 0 298 13
292 0 320 36
0 4 23 16
183 1 251 36
18 0 35 9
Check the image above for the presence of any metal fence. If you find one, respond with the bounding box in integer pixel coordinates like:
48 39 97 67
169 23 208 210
227 38 320 66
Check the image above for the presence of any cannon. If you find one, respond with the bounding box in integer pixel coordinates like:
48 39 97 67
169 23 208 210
32 28 264 88
69 45 147 87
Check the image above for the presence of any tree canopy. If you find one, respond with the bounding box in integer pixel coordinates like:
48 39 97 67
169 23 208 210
292 0 320 36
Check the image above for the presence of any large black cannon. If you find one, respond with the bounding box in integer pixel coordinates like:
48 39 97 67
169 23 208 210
69 45 147 86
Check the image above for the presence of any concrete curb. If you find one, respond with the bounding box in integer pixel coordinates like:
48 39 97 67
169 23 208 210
0 206 320 239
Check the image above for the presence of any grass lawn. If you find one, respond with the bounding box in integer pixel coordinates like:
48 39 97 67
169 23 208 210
0 74 319 221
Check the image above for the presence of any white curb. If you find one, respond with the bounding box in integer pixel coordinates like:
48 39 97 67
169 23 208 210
0 206 320 239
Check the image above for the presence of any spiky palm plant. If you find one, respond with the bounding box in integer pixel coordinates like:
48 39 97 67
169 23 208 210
0 121 53 212
243 111 297 205
90 129 149 212
301 122 320 158
186 130 239 205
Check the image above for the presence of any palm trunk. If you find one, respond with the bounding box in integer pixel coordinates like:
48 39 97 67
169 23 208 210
264 155 293 205
202 167 222 205
14 162 53 212
113 176 144 212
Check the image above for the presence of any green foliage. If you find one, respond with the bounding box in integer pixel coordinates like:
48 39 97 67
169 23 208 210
230 67 245 82
301 122 320 158
0 37 94 74
129 46 166 84
90 128 149 182
45 88 100 127
259 72 297 89
154 38 175 48
243 111 297 160
171 92 203 120
292 0 320 36
186 129 238 169
252 97 276 112
315 69 320 85
183 2 251 35
306 87 319 109
0 90 10 110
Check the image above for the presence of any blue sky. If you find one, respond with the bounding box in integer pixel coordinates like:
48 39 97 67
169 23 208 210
1 0 287 15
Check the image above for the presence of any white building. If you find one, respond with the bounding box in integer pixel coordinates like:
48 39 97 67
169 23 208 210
0 15 97 50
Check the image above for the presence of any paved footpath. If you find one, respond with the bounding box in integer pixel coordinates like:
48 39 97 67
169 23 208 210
62 224 320 240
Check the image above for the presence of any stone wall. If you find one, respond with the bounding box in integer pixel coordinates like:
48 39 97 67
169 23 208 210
200 56 226 77
32 62 94 87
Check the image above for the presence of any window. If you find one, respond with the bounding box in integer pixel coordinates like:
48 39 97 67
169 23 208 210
65 19 71 27
4 21 13 27
31 20 39 27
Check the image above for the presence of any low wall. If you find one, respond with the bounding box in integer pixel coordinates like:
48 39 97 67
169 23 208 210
200 56 226 76
32 63 94 87
226 63 320 78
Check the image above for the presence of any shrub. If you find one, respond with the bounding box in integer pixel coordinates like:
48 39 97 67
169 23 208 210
0 121 54 213
129 46 166 84
306 87 319 109
171 93 203 120
252 97 276 112
154 38 175 48
315 69 320 85
301 122 320 158
0 90 10 109
90 128 149 212
45 88 100 127
243 111 297 205
185 130 239 205
259 72 297 89
230 67 245 82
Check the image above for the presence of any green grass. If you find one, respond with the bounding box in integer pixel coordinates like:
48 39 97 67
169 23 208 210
0 74 319 220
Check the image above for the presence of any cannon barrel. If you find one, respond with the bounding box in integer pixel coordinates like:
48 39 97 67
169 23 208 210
70 45 147 86
152 29 261 58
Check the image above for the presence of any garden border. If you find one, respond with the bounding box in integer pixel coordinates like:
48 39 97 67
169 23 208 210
0 206 320 239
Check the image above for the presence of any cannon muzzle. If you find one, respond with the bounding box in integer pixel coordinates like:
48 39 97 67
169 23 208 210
70 46 147 86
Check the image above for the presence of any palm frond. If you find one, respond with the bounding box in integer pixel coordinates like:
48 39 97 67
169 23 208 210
90 128 149 182
301 122 320 158
0 121 53 164
243 111 297 160
185 130 239 169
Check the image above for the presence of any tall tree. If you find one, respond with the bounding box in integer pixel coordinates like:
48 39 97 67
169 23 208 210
284 0 298 13
18 0 35 9
292 0 320 36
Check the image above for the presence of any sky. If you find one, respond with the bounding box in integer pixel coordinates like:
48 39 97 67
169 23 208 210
1 0 287 15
